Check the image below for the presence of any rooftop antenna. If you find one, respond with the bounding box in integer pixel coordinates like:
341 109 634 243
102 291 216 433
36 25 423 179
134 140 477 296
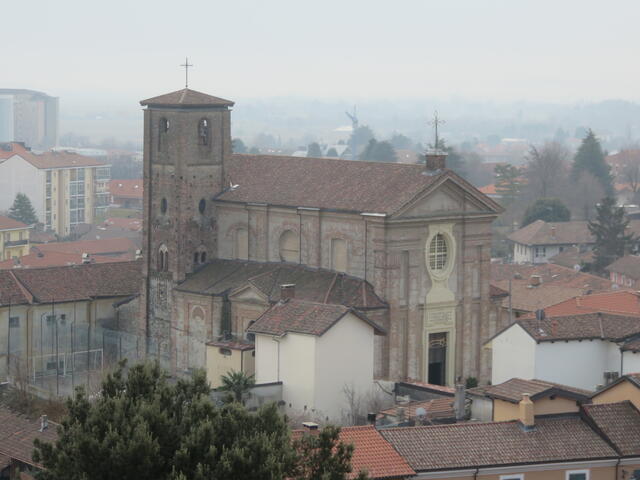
427 110 446 152
345 105 359 160
180 57 193 88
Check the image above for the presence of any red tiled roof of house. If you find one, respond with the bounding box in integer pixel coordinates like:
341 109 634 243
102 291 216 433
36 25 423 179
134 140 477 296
0 142 31 160
206 339 255 351
583 401 640 456
216 154 502 216
399 380 456 396
379 397 455 422
140 88 234 108
0 270 32 306
0 406 58 467
0 215 29 230
380 416 617 472
247 299 385 337
0 250 131 269
102 217 143 231
109 179 143 199
542 290 640 318
467 378 592 403
34 237 137 257
508 220 594 246
478 184 498 195
606 255 640 280
17 150 106 169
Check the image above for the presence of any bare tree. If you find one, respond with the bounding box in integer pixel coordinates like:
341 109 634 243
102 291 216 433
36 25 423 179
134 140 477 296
622 155 640 194
561 171 606 220
525 141 570 198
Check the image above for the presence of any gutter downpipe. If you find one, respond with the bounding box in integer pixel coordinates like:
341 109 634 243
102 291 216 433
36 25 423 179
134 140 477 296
620 345 624 377
474 467 479 480
615 457 620 480
272 336 281 382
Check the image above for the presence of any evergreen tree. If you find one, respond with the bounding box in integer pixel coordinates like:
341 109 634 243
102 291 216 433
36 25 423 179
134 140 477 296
522 198 571 227
33 361 366 480
360 139 396 162
8 193 37 225
325 147 339 158
588 196 635 273
307 142 323 158
494 164 523 204
571 129 613 196
232 138 248 153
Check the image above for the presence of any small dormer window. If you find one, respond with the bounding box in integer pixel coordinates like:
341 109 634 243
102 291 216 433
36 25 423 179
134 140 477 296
198 118 209 145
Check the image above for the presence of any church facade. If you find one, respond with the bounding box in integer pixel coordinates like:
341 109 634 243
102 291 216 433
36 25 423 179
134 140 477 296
138 88 505 385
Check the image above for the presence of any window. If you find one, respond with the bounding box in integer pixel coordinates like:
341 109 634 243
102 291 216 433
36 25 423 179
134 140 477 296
198 198 206 214
632 469 640 480
9 317 19 328
535 246 546 258
200 251 207 263
160 118 169 133
566 470 588 480
279 230 299 263
160 198 168 214
158 245 169 272
330 238 347 272
234 228 248 260
219 348 232 356
428 233 448 271
198 118 210 145
246 320 256 342
45 315 56 326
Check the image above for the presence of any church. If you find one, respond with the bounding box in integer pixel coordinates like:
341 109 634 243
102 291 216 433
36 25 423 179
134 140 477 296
137 87 506 386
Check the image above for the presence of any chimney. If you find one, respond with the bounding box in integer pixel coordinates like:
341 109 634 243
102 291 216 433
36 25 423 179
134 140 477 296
367 412 377 425
454 384 466 421
424 149 448 173
280 284 296 301
518 394 535 431
135 249 143 260
530 275 541 287
302 421 319 431
551 225 556 237
396 406 406 422
81 252 91 264
39 415 48 432
551 319 559 337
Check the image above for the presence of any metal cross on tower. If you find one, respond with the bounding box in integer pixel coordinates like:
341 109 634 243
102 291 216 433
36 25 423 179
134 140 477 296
428 111 446 151
180 57 193 88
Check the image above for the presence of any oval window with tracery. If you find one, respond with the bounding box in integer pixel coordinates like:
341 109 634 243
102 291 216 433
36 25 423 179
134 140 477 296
428 233 448 271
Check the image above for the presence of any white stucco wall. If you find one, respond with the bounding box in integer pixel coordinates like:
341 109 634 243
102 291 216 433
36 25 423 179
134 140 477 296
491 324 536 385
314 312 375 421
623 350 640 375
254 334 280 384
0 155 44 220
534 340 620 390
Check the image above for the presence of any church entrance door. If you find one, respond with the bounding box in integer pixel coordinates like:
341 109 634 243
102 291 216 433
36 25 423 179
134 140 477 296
428 332 447 386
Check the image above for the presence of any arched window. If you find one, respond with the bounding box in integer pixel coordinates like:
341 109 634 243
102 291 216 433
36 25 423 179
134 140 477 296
161 118 170 133
198 118 210 145
193 252 199 264
234 228 248 260
330 238 347 272
200 251 207 263
198 198 206 214
158 245 169 272
246 320 256 342
279 230 299 263
428 233 448 271
160 198 168 214
194 248 207 266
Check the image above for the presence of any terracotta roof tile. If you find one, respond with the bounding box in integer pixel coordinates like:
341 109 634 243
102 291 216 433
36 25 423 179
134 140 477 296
0 216 29 230
140 88 234 108
381 416 617 472
508 220 594 246
379 398 455 422
583 401 640 456
0 250 131 269
542 290 640 318
247 299 384 337
515 312 640 342
0 142 31 160
109 179 143 199
216 154 501 216
606 255 640 280
20 151 106 169
469 378 592 403
0 406 58 467
34 238 137 257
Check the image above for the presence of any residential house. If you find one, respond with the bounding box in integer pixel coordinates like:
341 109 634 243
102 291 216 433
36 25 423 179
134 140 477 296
205 339 255 388
377 396 456 425
0 407 57 479
467 377 592 422
487 311 640 389
607 255 640 289
380 396 640 480
607 149 640 181
548 246 594 270
541 290 640 318
247 294 386 420
0 216 30 261
109 179 143 209
0 142 110 235
508 220 594 264
592 373 640 411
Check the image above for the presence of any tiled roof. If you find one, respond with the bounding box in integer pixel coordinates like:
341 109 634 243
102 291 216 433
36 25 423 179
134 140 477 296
0 215 29 230
622 339 640 353
109 179 143 199
398 380 455 396
0 261 141 305
338 425 415 479
206 339 255 351
19 151 106 169
513 312 640 343
380 416 617 472
542 290 640 318
177 259 387 309
508 220 594 246
548 246 594 269
247 299 385 337
0 406 57 467
34 238 138 257
0 142 31 160
102 217 143 232
583 401 640 456
467 378 592 403
489 283 509 298
379 397 455 422
606 255 640 280
490 263 613 313
216 154 502 216
0 250 131 269
140 88 234 108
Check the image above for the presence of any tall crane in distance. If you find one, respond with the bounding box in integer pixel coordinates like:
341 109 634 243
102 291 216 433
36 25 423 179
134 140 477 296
345 106 359 160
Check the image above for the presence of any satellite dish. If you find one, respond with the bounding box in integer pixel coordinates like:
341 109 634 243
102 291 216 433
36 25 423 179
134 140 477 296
415 407 427 417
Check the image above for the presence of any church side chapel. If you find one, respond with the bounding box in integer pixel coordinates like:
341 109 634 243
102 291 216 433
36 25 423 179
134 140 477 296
137 83 505 393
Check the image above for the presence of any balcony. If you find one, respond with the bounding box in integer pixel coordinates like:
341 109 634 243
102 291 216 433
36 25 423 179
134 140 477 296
4 239 28 247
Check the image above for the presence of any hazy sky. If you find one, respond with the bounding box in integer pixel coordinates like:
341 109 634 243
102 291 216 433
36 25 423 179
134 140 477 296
4 0 640 105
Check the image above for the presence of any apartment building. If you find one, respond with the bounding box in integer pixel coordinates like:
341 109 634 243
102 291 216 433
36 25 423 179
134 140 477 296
0 142 110 235
0 89 58 150
0 216 30 261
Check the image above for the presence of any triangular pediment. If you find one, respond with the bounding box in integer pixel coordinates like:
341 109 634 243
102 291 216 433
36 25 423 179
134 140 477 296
228 283 270 304
393 174 503 219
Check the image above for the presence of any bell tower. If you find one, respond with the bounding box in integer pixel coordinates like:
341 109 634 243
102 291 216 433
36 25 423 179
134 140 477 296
138 88 234 365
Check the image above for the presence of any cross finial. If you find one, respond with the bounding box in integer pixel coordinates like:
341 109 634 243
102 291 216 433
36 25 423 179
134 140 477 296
180 57 193 88
427 111 446 151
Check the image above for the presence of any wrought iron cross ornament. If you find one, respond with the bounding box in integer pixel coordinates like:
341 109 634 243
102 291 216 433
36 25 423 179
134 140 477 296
428 111 446 151
181 57 193 88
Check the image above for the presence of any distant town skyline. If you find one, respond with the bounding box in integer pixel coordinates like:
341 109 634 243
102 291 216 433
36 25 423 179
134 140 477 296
4 0 640 104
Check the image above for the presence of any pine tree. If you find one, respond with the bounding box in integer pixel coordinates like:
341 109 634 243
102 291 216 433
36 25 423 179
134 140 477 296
588 196 635 273
571 129 613 196
307 142 323 158
522 198 571 227
494 164 523 204
8 193 38 225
